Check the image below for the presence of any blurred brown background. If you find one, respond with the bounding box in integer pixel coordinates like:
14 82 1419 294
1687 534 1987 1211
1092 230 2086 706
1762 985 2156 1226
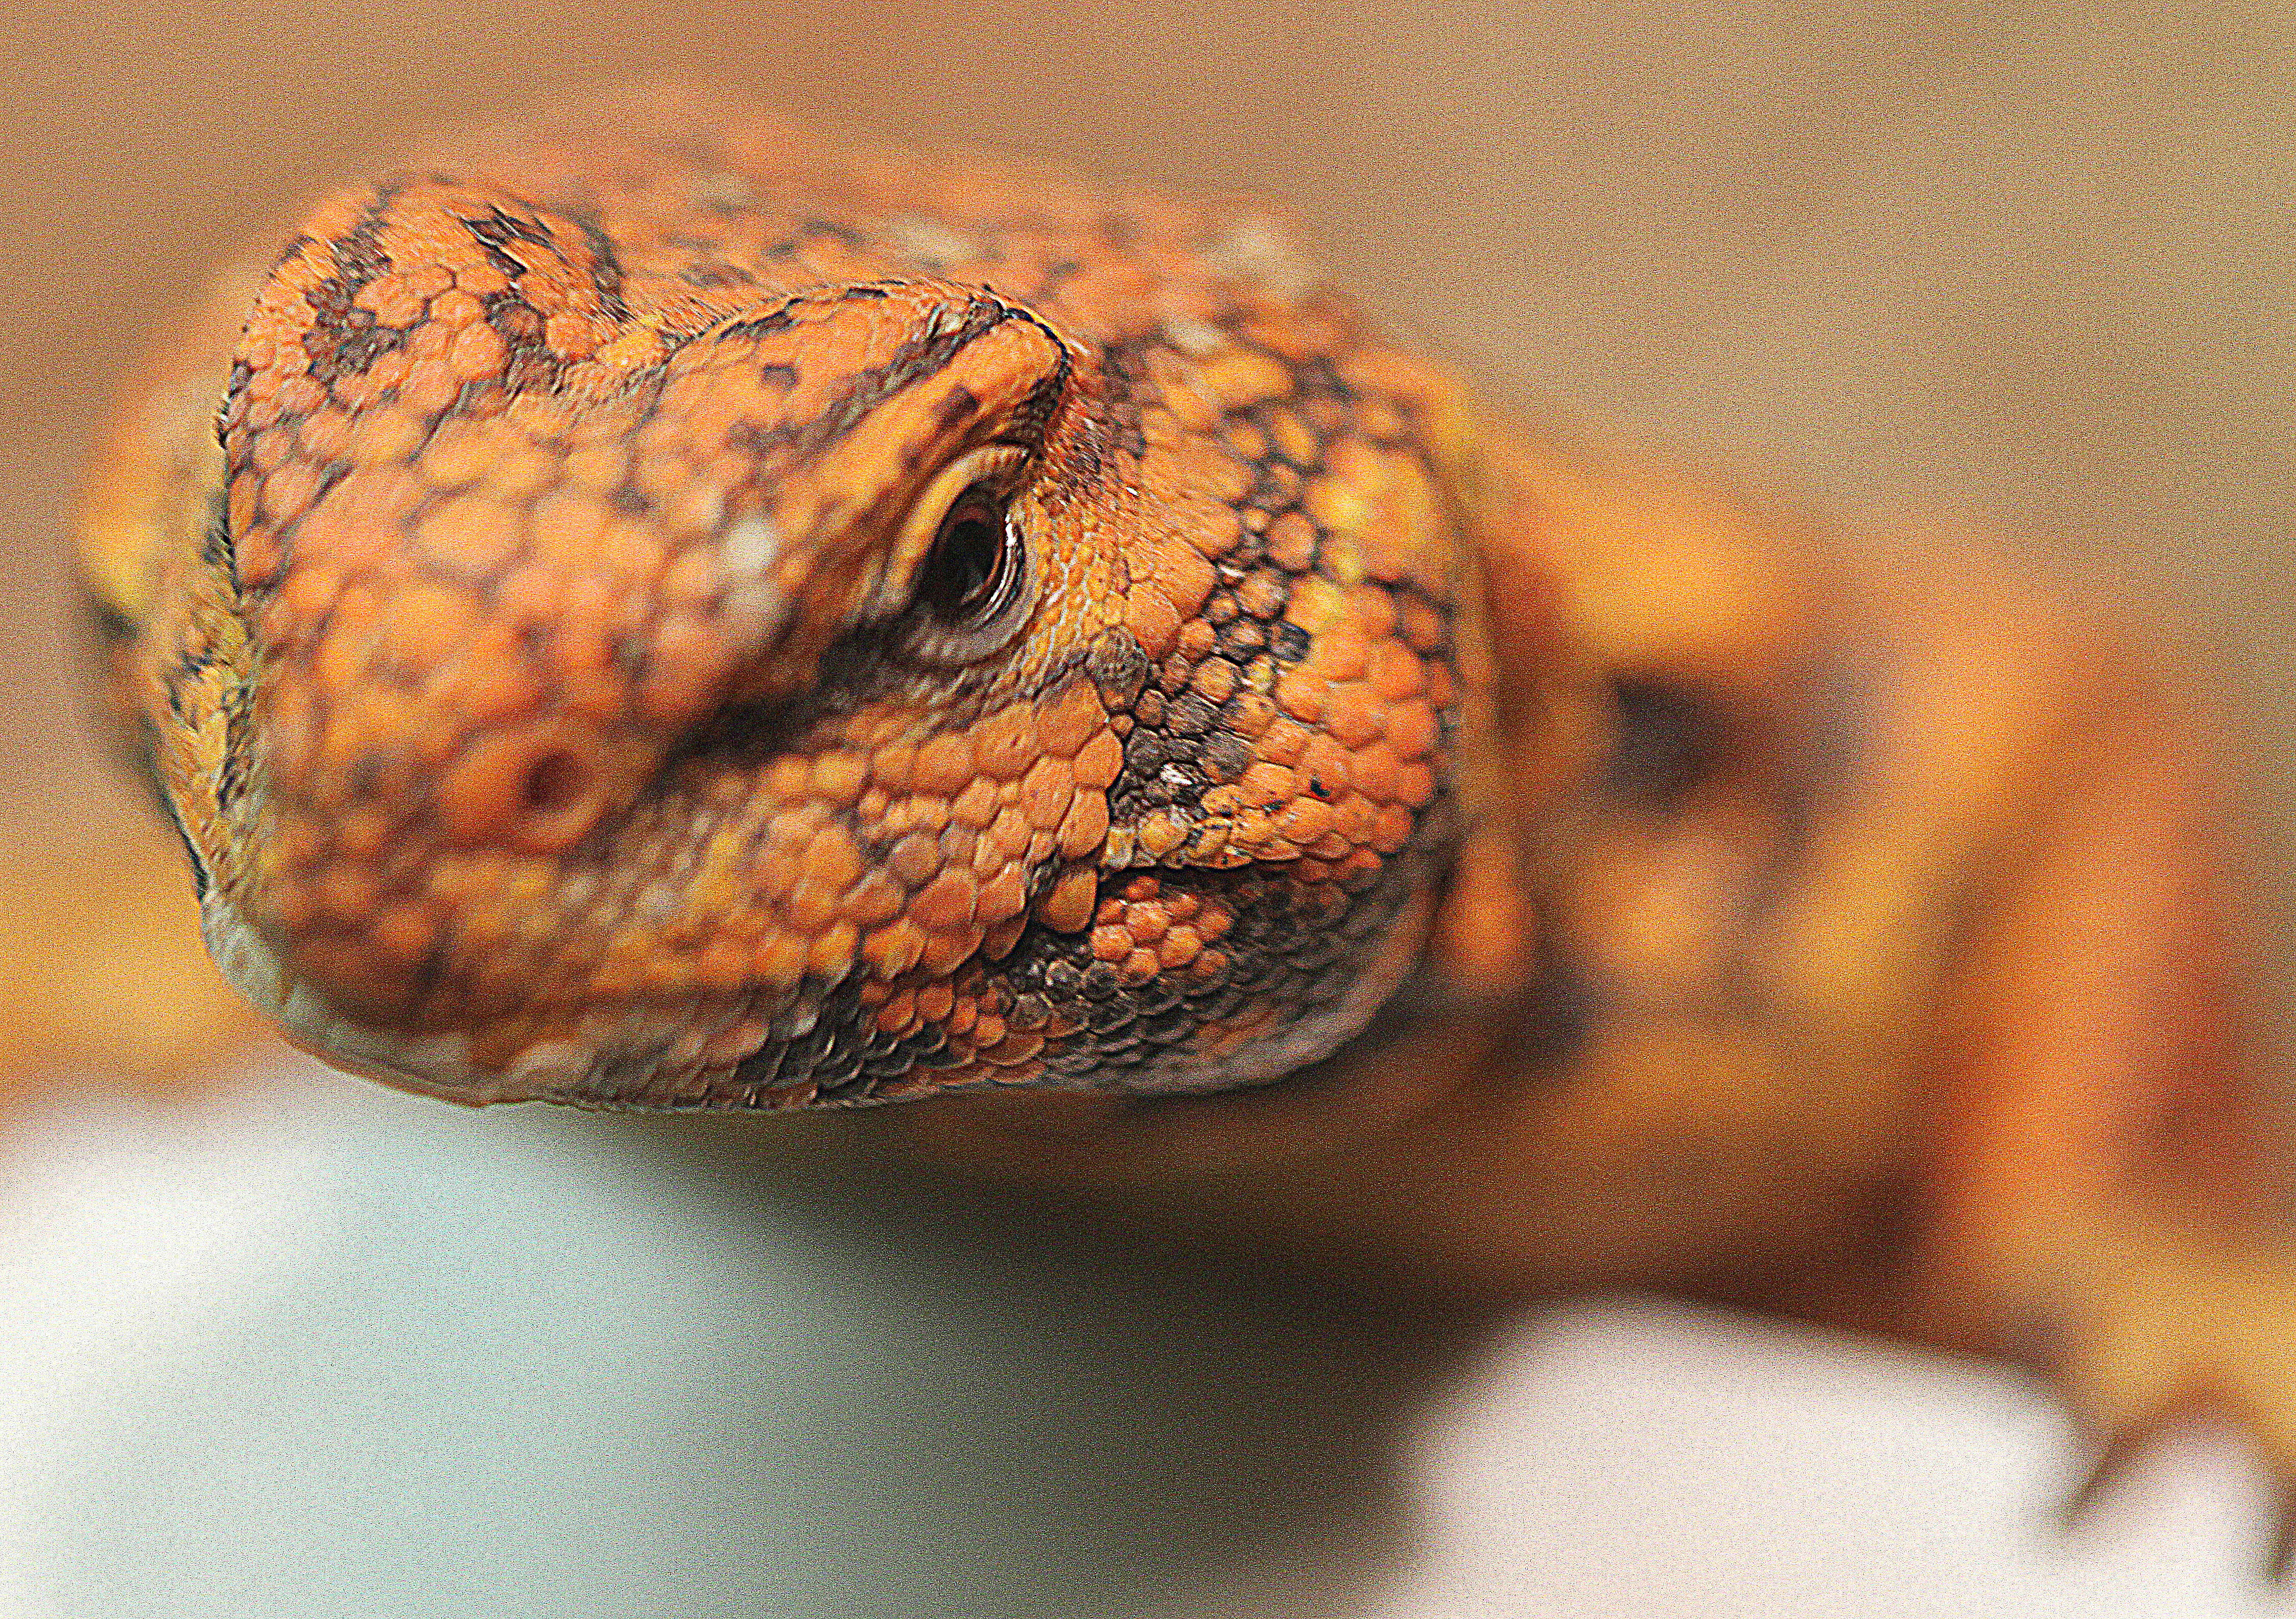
2 0 2288 940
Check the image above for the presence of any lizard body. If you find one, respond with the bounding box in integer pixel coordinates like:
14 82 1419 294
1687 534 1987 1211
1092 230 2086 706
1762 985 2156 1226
66 88 2296 1565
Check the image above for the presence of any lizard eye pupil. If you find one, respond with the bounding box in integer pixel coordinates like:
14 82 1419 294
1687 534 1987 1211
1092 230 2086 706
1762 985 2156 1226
918 485 1013 625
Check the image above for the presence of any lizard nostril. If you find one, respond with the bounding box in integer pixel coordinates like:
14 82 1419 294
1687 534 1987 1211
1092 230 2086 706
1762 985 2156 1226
521 748 590 818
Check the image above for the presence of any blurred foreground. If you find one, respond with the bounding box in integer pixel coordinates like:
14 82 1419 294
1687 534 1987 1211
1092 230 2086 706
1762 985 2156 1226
1 1056 2282 1618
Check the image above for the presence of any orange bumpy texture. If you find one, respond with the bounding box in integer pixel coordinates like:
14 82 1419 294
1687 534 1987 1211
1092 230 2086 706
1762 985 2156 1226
83 91 1508 1108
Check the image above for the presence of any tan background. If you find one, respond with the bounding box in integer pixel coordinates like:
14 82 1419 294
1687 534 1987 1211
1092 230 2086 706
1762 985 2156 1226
1 4 2288 905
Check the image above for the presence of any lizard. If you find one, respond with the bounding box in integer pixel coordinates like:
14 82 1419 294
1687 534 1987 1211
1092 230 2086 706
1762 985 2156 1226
58 85 2296 1570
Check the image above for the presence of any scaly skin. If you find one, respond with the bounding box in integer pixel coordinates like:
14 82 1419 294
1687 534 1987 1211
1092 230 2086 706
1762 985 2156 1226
66 88 2296 1569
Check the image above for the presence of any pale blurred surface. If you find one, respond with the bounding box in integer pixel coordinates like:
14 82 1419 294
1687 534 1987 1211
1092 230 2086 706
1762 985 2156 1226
0 4 2290 1615
0 1060 2280 1618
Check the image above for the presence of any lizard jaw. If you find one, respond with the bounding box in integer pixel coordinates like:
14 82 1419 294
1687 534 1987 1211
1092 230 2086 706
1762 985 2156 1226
200 886 574 1106
201 886 485 1100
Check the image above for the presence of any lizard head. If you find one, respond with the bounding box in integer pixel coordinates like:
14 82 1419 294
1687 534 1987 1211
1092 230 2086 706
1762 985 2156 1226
133 170 1495 1110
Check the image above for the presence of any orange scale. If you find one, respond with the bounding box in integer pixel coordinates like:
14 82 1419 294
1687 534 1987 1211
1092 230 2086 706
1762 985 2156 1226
353 276 426 329
951 775 1001 831
1308 624 1371 681
694 936 754 994
1334 794 1380 843
883 830 940 888
799 824 866 891
1237 761 1295 805
805 920 860 980
559 441 629 497
1235 571 1287 620
1119 814 1176 862
598 517 671 589
1189 658 1238 705
978 1030 1047 1068
485 441 565 503
1121 590 1191 672
451 257 513 297
273 374 327 418
639 618 740 724
1350 586 1401 640
919 928 979 977
1275 670 1328 725
1300 733 1353 787
1057 792 1109 859
808 750 868 809
543 312 605 360
398 353 462 415
1228 805 1275 849
275 559 343 625
1355 534 1410 587
293 404 356 462
1367 642 1428 702
975 867 1029 925
873 988 920 1035
910 868 978 931
971 704 1039 780
1323 684 1387 750
1275 799 1337 844
346 402 427 466
371 900 443 968
445 320 508 384
861 920 927 977
1266 511 1318 573
981 801 1033 857
1074 731 1125 791
1155 929 1202 971
333 806 397 863
248 428 297 478
913 732 976 797
971 832 1021 879
1386 700 1440 759
312 861 382 923
753 933 810 990
378 584 488 677
1371 805 1416 852
1036 864 1098 932
1398 600 1449 654
1017 756 1076 830
416 493 525 579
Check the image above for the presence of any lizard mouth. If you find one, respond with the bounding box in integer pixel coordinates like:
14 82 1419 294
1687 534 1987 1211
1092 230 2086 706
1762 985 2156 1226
199 886 716 1107
202 887 513 1103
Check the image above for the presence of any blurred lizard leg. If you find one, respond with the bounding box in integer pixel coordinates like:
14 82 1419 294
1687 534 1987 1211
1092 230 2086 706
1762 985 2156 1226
1911 702 2296 1570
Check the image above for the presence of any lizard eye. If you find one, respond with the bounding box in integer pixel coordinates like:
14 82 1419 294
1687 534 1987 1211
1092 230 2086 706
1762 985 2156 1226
918 484 1012 622
900 444 1036 665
